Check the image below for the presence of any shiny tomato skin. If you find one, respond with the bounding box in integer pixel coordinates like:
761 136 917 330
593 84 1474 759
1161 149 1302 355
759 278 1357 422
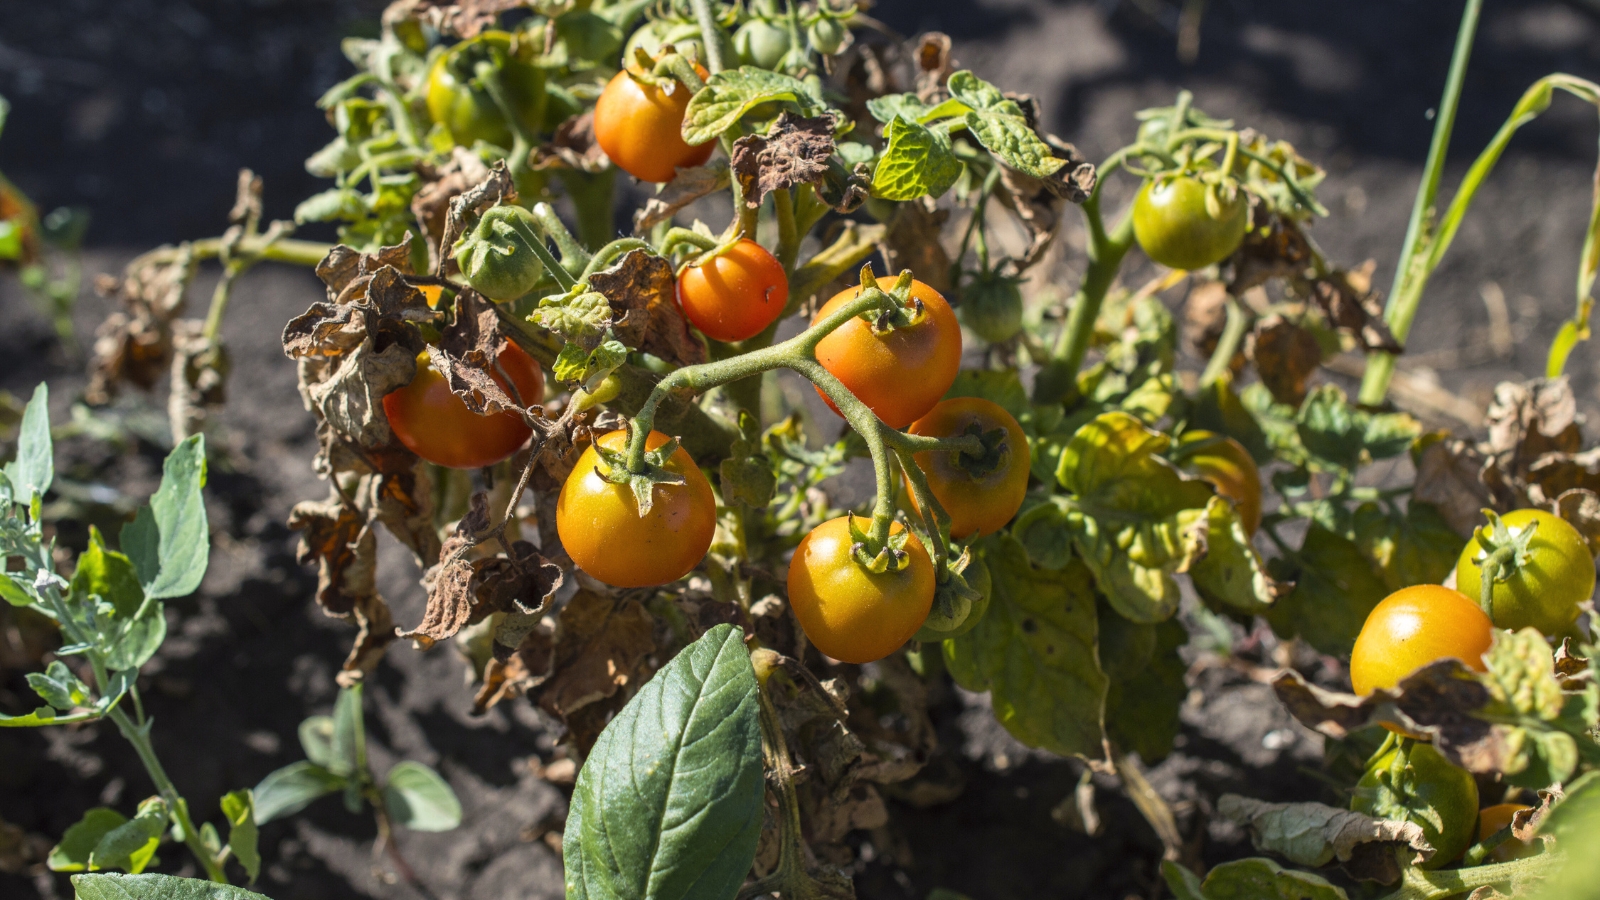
1176 431 1262 535
906 398 1031 539
1455 509 1595 636
1477 804 1537 862
787 517 935 664
556 430 716 588
1132 175 1248 271
676 239 789 342
812 279 963 429
1353 742 1479 868
1349 585 1493 696
594 69 714 183
383 340 544 470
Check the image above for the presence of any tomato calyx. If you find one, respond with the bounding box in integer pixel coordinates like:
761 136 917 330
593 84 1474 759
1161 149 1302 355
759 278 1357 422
591 424 688 517
945 422 1013 479
918 544 984 635
1467 508 1542 614
846 513 913 573
625 45 706 95
854 265 926 336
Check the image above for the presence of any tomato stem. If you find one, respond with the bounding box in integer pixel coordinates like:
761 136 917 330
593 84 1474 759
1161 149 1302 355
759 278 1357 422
689 0 725 74
1036 185 1136 405
1199 293 1252 386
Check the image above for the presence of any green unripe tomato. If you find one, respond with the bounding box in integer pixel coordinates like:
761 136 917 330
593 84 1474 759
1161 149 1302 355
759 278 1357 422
958 271 1024 343
734 19 791 69
807 16 849 56
425 31 545 149
453 206 546 301
1352 741 1478 868
1456 508 1595 636
1131 174 1248 271
913 554 991 643
623 19 736 73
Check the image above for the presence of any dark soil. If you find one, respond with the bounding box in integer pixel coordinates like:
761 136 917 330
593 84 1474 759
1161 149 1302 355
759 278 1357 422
2 2 1599 899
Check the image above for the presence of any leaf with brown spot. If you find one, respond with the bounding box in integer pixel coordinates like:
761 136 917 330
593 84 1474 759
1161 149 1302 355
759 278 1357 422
1412 437 1492 537
533 590 655 724
287 495 376 616
588 250 705 366
411 147 494 273
428 290 528 416
730 112 837 209
632 162 730 233
1249 315 1322 407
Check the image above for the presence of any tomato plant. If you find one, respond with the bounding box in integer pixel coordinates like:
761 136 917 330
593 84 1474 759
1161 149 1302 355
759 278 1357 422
675 238 789 342
1350 585 1493 695
383 340 545 469
1456 508 1596 636
425 31 559 150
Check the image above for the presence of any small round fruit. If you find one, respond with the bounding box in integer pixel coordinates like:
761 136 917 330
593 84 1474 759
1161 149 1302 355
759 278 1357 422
383 341 544 470
676 239 789 342
787 517 935 664
905 398 1031 539
1132 174 1248 271
594 69 714 183
1456 509 1595 636
958 271 1024 344
1175 431 1262 535
1350 585 1494 696
556 430 717 588
1353 742 1479 868
734 19 790 69
425 32 545 149
1477 804 1537 862
812 278 963 429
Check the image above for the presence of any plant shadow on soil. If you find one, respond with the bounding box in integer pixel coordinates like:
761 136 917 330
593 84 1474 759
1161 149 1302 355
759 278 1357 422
2 1 1600 898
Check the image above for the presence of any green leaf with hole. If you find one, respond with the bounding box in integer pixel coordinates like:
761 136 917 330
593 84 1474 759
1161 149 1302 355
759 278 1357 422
871 116 962 201
120 435 208 601
945 537 1108 758
71 873 277 900
681 67 820 145
5 383 52 505
252 761 346 825
383 761 462 832
565 623 763 900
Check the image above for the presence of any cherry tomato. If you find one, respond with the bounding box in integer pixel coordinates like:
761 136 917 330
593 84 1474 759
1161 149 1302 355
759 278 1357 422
383 340 544 470
425 32 549 149
812 278 963 429
594 68 714 183
734 19 790 69
676 239 789 342
905 398 1030 539
787 516 935 664
1174 431 1262 535
958 270 1024 344
556 429 717 588
1455 509 1595 636
1477 804 1537 862
1349 585 1493 696
1353 741 1479 868
1132 174 1248 271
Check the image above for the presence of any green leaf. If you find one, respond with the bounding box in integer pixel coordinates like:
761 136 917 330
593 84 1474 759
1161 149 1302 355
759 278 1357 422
1189 374 1271 464
28 660 92 710
103 601 166 674
120 435 208 600
220 790 260 883
252 761 345 825
71 873 276 900
1181 858 1349 900
72 527 146 618
297 715 336 769
944 537 1108 758
0 571 33 607
1479 627 1590 788
530 286 613 349
90 797 167 874
945 70 1065 178
5 383 52 504
330 684 365 778
681 67 819 145
564 623 763 900
945 369 1030 421
871 116 962 201
1103 615 1187 762
1351 501 1464 592
1189 497 1278 614
1264 525 1389 657
865 93 931 124
0 706 96 727
553 339 628 391
1295 384 1420 472
50 808 129 872
382 762 462 832
293 188 367 223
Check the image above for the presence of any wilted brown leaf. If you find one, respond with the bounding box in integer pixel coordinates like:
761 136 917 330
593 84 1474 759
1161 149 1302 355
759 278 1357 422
879 198 952 297
1482 377 1586 508
730 112 837 209
473 616 557 714
1554 488 1600 556
168 319 230 442
1249 315 1322 406
531 110 609 174
1553 637 1591 690
428 290 531 416
589 249 705 366
87 244 197 404
1311 262 1402 353
398 0 530 38
533 590 655 724
1183 281 1231 363
1228 213 1312 296
338 592 397 687
412 147 493 273
1413 437 1492 537
632 162 731 233
912 32 954 100
287 495 375 616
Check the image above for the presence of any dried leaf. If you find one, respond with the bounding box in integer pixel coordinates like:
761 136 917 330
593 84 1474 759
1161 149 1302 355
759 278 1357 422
1227 214 1312 296
338 592 397 687
533 590 655 724
403 0 531 38
1311 263 1401 353
411 147 493 273
1249 315 1322 407
531 110 609 174
1183 281 1232 363
428 290 530 415
87 245 197 404
1413 437 1492 537
436 162 518 277
912 32 954 101
730 112 837 208
1554 488 1600 556
991 135 1096 269
168 319 230 442
878 198 952 297
1216 795 1433 870
1553 637 1591 690
287 495 375 616
632 162 731 233
588 249 706 367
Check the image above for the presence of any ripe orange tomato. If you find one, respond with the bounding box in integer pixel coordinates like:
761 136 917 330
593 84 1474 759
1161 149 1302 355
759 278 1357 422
1349 585 1493 696
812 278 963 429
905 398 1030 538
593 69 714 183
556 429 716 588
383 340 544 470
676 239 789 342
1175 431 1262 535
787 516 935 664
1477 804 1537 862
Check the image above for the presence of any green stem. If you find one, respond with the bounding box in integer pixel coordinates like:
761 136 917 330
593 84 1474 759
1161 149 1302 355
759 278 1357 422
529 202 592 269
794 357 897 546
1200 294 1251 386
580 238 654 280
1359 0 1483 406
1036 190 1136 405
774 189 800 272
1375 849 1561 900
894 447 952 568
106 705 229 883
660 227 722 259
555 169 618 253
689 0 725 74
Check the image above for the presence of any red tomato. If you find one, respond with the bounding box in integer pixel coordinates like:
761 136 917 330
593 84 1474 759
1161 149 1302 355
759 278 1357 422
812 278 963 429
594 69 714 183
676 239 789 342
383 340 544 470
